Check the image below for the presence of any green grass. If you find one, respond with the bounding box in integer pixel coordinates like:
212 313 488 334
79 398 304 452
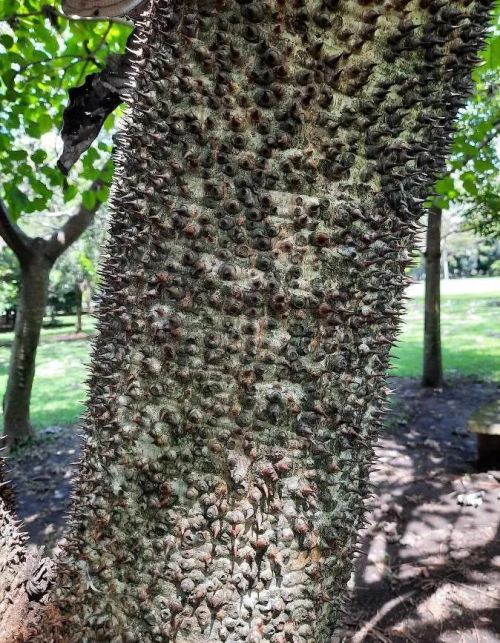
0 315 95 429
391 277 500 380
0 314 96 346
0 278 499 431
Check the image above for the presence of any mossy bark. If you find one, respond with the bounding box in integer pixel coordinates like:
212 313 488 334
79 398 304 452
35 0 489 641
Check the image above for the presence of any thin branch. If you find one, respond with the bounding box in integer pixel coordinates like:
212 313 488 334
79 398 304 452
0 198 33 265
17 54 88 73
6 9 131 26
44 179 105 262
75 22 113 87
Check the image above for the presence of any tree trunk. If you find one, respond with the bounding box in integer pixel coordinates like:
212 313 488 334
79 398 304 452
2 249 52 447
23 1 487 641
0 498 54 643
442 236 450 280
423 207 443 388
75 282 83 333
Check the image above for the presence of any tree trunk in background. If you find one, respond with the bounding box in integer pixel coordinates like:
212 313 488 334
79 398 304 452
442 237 450 280
423 207 443 388
1 183 102 448
3 248 52 447
75 282 83 333
24 1 487 641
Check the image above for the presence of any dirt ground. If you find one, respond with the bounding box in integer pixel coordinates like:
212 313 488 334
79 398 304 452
5 378 500 643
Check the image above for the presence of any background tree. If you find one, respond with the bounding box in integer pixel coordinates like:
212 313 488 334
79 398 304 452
0 246 20 330
422 4 500 387
0 0 130 446
46 211 107 327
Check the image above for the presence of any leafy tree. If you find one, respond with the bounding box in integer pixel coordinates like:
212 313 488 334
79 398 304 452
0 0 131 214
0 246 19 325
0 0 491 640
0 1 130 446
48 211 106 311
422 4 499 387
433 2 500 237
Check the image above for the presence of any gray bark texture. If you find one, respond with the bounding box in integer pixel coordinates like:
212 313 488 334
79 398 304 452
422 206 443 387
6 0 491 641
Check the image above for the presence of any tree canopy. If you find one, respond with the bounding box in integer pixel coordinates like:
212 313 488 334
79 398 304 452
0 1 131 221
433 4 500 237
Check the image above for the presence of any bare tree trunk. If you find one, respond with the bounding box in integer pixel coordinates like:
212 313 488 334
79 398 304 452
0 184 103 448
3 248 52 447
423 207 443 388
442 236 450 280
75 282 83 333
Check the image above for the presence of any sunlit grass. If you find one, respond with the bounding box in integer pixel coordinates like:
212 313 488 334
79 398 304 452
0 279 499 431
0 314 95 346
0 315 94 429
391 278 500 380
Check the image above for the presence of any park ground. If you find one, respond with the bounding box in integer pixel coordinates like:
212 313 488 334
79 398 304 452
1 277 500 642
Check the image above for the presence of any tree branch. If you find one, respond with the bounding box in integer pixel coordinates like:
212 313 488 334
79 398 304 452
0 198 33 265
44 180 104 262
9 8 131 26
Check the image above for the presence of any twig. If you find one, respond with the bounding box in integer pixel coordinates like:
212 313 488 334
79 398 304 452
350 591 414 643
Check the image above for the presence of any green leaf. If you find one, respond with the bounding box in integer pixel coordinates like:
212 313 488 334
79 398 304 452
82 190 97 210
461 172 479 197
64 184 79 203
31 149 48 164
0 35 14 50
434 176 455 195
1 68 16 89
474 158 494 173
37 113 53 135
5 185 29 219
10 149 28 161
29 176 52 199
96 185 109 203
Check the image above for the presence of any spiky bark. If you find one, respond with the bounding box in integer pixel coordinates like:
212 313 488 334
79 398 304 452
34 0 489 640
0 500 54 643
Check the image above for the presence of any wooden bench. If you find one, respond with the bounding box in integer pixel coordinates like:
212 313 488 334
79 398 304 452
469 400 500 470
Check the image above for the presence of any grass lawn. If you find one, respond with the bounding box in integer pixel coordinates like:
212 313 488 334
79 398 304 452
391 277 500 380
0 278 499 431
0 315 95 430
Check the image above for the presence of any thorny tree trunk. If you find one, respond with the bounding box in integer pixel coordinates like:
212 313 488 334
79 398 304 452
423 207 443 387
0 498 53 643
3 247 52 448
13 0 488 641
